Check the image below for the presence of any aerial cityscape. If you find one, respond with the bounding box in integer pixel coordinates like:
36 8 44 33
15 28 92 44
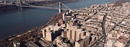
0 0 130 47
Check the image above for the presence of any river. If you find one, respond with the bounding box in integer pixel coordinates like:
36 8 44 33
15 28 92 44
0 0 117 39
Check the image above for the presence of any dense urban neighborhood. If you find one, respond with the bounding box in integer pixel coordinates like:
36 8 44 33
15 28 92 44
0 0 130 47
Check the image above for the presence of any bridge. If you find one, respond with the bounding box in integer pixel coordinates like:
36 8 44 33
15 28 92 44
0 0 72 13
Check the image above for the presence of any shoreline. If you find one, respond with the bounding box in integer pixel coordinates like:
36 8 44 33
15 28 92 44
0 0 129 47
0 11 66 47
0 5 20 13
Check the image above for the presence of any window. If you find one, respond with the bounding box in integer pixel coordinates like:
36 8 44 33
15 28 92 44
84 32 86 36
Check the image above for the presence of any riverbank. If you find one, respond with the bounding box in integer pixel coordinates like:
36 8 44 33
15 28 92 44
0 0 129 47
0 11 66 47
0 4 20 13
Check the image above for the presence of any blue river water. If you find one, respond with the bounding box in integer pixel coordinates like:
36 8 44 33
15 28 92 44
0 0 117 39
